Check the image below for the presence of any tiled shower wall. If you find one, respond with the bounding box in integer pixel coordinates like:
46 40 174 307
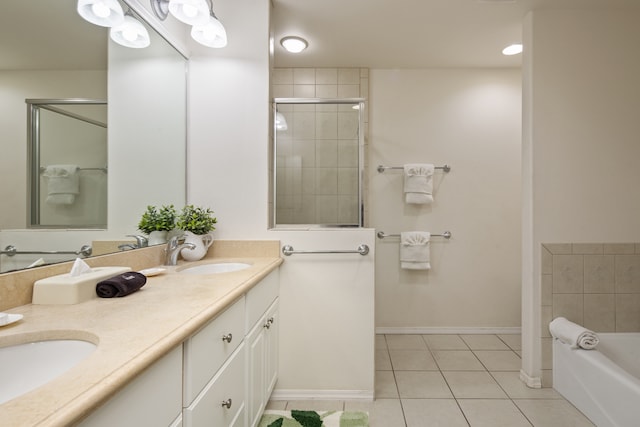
540 243 640 386
271 68 369 226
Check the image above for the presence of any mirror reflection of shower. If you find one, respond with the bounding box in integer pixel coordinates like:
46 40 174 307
27 99 108 228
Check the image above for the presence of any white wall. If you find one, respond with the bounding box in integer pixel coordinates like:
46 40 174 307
521 8 640 384
369 69 522 331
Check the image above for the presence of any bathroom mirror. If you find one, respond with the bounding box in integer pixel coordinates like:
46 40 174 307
273 98 365 227
0 0 187 272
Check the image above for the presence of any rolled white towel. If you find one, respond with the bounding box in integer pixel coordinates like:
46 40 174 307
549 317 599 349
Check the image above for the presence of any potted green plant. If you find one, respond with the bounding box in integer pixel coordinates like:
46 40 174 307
176 205 217 261
137 205 177 245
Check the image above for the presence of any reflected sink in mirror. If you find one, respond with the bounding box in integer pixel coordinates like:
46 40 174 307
178 262 252 275
0 339 97 404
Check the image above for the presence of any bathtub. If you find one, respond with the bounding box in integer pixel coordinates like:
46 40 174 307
553 333 640 427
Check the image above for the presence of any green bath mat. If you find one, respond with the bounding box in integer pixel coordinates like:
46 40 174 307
258 410 369 427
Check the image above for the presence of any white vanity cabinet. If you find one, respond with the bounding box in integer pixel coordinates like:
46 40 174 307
245 270 279 427
78 345 183 427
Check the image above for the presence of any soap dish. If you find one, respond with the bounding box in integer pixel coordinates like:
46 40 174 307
0 313 23 327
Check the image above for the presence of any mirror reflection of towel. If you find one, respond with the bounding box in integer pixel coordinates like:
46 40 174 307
400 231 431 270
43 165 80 205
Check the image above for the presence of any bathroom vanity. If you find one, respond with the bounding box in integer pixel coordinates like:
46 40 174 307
0 241 282 427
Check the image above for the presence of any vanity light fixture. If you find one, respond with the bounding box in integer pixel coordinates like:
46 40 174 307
151 0 228 48
110 13 151 48
280 36 308 53
502 43 523 55
77 0 124 27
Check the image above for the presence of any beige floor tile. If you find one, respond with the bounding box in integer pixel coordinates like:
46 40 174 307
376 335 388 350
423 334 469 350
285 400 344 411
432 350 485 371
389 349 438 371
386 334 428 350
375 370 399 398
345 398 405 427
514 399 595 426
474 350 522 371
498 334 522 350
458 399 532 427
490 372 563 399
395 371 453 398
442 371 508 398
402 399 468 427
376 349 392 370
460 334 510 350
265 400 287 410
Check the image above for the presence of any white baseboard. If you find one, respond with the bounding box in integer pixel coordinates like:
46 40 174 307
376 326 522 335
271 389 374 401
519 369 542 388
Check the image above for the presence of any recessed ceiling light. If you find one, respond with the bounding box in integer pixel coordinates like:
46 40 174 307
502 44 523 56
280 36 308 53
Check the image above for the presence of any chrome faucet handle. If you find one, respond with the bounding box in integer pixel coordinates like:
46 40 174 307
126 234 148 248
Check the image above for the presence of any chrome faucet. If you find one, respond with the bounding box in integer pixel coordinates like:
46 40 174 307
126 234 149 248
164 235 196 266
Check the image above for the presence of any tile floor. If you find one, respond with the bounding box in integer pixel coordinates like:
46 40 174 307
267 334 596 427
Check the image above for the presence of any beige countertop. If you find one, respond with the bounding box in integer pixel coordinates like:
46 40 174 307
0 253 283 427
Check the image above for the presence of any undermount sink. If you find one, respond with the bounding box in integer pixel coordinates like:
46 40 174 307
0 339 96 404
178 262 252 275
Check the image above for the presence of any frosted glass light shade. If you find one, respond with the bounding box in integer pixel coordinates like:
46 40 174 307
169 0 211 25
502 44 523 55
280 36 308 53
110 15 150 48
77 0 125 27
191 15 227 48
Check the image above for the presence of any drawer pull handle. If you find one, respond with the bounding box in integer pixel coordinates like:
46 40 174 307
263 317 274 329
221 398 232 409
222 333 233 343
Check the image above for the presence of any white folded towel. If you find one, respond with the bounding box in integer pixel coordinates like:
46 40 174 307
43 165 80 205
400 231 431 270
549 317 599 349
404 164 434 204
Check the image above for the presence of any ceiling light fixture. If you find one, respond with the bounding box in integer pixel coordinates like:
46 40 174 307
77 0 125 27
110 13 151 48
502 44 523 56
280 36 308 53
151 0 228 48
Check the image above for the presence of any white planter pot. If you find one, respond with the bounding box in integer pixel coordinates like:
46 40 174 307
180 231 214 261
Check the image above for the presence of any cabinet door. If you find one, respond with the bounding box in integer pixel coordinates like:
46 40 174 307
246 313 267 427
264 299 279 397
183 343 246 427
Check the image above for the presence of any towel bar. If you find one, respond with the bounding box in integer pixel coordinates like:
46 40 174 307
377 164 451 173
282 244 370 256
1 245 93 257
377 231 452 240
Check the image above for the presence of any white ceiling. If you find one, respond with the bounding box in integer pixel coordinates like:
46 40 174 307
271 0 640 69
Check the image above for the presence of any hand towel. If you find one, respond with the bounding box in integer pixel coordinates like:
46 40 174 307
400 231 431 270
43 165 80 205
96 271 146 298
549 317 599 349
404 164 434 205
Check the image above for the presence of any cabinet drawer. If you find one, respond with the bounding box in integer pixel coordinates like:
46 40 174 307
183 297 245 405
183 344 246 427
246 269 279 331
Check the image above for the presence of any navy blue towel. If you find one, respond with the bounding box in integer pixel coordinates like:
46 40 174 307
96 271 147 298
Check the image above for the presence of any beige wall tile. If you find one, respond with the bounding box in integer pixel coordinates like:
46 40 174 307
614 254 640 293
541 274 553 306
584 255 614 293
615 294 640 331
540 337 553 369
293 68 315 84
315 68 337 84
543 243 571 254
541 246 553 274
583 294 615 332
315 84 337 98
338 68 360 84
338 84 360 98
273 68 293 84
540 305 553 338
552 294 583 325
604 243 635 254
553 255 584 293
572 243 603 254
293 84 315 98
273 84 293 98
